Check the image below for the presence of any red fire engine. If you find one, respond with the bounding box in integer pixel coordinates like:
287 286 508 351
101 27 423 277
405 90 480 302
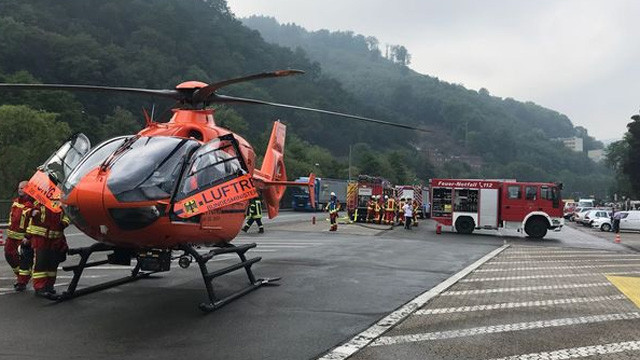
430 179 564 238
347 175 393 222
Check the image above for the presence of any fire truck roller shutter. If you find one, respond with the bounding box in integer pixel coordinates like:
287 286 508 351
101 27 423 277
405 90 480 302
523 212 552 239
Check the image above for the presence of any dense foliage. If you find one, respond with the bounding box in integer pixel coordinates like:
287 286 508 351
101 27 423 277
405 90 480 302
242 16 614 199
0 0 615 201
606 115 640 198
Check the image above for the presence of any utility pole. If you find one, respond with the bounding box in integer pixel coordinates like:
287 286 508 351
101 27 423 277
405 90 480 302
348 144 352 182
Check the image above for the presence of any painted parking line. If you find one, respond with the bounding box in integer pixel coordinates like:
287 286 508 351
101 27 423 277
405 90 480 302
475 264 640 272
370 312 640 346
441 282 612 296
490 259 640 264
501 254 640 259
461 271 640 282
506 251 617 255
316 245 510 360
487 340 640 360
415 295 627 315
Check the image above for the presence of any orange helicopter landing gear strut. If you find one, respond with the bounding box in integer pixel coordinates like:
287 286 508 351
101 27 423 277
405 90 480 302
177 243 280 312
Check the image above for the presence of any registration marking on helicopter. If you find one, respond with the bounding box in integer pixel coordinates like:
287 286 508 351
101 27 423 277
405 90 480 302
174 174 257 218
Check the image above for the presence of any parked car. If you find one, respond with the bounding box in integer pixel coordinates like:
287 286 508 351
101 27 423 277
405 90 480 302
581 209 612 227
572 207 593 223
591 217 612 232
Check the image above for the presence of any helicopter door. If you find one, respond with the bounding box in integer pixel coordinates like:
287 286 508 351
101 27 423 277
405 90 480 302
23 133 91 212
172 134 257 219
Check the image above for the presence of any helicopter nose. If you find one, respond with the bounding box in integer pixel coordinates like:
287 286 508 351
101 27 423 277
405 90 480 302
63 169 109 240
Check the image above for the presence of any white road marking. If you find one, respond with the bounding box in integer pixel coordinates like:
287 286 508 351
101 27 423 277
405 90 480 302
441 282 612 296
461 271 640 282
487 340 640 360
315 245 510 360
65 232 86 237
234 242 324 246
371 312 640 346
490 259 640 264
0 275 104 280
415 295 628 315
501 254 640 259
475 264 640 272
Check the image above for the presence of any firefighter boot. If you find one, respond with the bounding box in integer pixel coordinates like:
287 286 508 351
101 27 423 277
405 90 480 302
258 227 264 234
241 225 249 232
13 283 26 292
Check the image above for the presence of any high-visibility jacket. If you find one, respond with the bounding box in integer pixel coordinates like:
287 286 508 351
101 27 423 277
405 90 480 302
385 198 396 211
326 200 340 214
26 203 70 240
367 200 375 212
7 197 34 240
246 199 263 219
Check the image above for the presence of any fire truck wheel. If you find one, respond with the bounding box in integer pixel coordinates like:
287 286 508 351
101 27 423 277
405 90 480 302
455 217 475 234
525 218 548 239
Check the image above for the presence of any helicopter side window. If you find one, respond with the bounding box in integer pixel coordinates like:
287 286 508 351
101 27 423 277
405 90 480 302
174 136 247 201
41 133 91 184
107 137 200 202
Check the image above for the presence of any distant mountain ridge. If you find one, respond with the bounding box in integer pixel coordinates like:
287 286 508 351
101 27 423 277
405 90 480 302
242 15 612 197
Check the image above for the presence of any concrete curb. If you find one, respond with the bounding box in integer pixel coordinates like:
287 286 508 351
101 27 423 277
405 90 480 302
316 244 510 360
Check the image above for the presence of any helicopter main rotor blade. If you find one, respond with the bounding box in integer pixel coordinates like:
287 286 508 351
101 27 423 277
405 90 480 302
0 83 181 100
213 94 431 133
193 69 305 104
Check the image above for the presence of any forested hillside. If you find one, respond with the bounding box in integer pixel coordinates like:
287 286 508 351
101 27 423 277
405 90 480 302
242 16 614 199
0 0 613 200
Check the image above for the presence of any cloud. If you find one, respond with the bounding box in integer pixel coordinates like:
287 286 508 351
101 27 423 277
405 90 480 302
227 0 640 139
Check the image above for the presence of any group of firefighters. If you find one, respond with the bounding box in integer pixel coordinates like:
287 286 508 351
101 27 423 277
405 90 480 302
366 195 420 229
4 181 69 297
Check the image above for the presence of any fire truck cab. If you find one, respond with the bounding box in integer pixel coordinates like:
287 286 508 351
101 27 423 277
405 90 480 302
430 179 564 239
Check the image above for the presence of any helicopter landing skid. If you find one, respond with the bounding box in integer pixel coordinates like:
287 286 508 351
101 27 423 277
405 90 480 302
50 243 159 302
178 243 280 313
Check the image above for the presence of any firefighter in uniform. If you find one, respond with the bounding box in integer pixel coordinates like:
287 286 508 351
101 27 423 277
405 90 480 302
242 197 264 233
26 199 70 297
397 198 405 226
384 195 396 225
372 195 381 224
326 192 339 231
412 199 419 227
366 196 376 223
5 181 35 291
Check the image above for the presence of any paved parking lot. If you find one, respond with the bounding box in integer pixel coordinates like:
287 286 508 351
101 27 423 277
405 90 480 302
348 244 640 359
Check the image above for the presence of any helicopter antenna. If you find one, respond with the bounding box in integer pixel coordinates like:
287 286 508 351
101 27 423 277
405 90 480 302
151 104 156 122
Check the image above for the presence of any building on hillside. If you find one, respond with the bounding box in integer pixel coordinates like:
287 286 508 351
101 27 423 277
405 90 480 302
555 136 584 152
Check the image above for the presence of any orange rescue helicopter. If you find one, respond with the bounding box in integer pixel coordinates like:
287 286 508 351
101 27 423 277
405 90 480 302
0 70 428 311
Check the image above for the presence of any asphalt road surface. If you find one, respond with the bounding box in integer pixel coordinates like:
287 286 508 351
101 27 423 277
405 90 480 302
0 215 636 359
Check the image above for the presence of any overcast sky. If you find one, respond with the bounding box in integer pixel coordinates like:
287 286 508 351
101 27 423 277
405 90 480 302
226 0 640 141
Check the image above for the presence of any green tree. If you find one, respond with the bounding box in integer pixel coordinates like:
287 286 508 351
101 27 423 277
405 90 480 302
0 105 70 198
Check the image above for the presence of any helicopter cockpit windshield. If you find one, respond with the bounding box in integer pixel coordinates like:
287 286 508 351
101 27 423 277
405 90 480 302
107 137 201 202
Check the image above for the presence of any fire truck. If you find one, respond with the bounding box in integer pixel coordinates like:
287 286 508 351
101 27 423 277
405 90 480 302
347 175 394 222
430 179 564 238
395 185 429 219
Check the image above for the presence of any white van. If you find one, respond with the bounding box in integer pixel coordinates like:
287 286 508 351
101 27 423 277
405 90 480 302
578 198 595 208
619 211 640 231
